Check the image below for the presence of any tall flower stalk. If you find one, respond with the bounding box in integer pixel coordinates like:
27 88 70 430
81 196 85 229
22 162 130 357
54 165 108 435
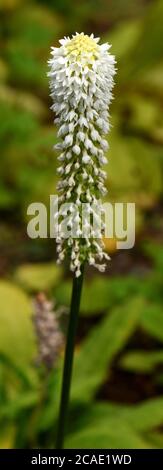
48 32 115 449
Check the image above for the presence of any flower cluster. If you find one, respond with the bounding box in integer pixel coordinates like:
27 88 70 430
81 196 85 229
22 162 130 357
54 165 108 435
33 293 63 370
48 33 116 276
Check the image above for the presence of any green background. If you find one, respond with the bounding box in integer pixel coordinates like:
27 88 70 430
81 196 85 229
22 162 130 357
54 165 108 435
0 0 163 448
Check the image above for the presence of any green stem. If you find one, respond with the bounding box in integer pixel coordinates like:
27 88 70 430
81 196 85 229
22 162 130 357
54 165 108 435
55 265 84 449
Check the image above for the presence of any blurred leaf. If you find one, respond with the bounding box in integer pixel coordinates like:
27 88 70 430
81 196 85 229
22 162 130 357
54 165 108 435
141 62 163 99
0 281 36 370
126 94 163 136
35 366 62 432
71 297 145 401
108 133 162 206
0 0 22 10
55 275 141 315
0 59 9 82
0 353 36 387
146 432 163 448
0 102 39 144
66 418 150 449
55 281 71 309
0 85 46 118
144 243 163 272
128 0 163 75
120 397 163 432
72 397 163 443
6 5 64 89
6 42 47 89
106 19 141 63
14 262 62 292
120 350 163 374
0 104 57 212
10 5 64 46
0 426 15 449
140 304 163 343
1 390 39 420
0 184 17 209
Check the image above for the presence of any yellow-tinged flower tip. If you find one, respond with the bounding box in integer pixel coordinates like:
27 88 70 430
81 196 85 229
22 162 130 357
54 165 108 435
66 33 99 59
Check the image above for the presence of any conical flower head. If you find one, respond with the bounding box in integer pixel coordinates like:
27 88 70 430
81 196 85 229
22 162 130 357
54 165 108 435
48 33 116 276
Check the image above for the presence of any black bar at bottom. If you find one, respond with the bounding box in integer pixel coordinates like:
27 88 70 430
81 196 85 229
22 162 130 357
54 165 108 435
0 449 163 467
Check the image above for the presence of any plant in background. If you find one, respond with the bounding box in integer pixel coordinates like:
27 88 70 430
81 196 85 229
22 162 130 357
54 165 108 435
48 32 116 448
33 292 63 371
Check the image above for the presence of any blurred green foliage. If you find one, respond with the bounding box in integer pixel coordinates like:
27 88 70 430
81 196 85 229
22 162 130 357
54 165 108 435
1 243 163 448
0 0 163 449
0 0 163 220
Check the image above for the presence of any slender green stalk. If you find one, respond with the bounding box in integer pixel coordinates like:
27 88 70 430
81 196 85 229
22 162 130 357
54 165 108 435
55 265 84 449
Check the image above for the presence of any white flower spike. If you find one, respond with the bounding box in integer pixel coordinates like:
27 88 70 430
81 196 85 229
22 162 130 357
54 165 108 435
48 33 116 276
